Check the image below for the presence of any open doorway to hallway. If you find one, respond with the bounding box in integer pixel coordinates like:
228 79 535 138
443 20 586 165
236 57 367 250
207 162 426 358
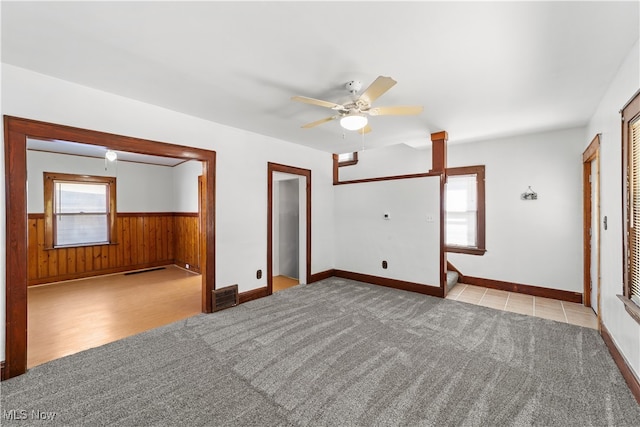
272 174 301 292
267 163 311 295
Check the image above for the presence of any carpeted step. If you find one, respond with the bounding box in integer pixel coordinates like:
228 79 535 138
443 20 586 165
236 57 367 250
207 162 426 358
446 270 459 290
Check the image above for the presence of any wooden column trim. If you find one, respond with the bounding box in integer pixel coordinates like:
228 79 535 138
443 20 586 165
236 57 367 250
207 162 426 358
4 116 28 379
430 131 448 174
430 131 448 293
332 153 339 185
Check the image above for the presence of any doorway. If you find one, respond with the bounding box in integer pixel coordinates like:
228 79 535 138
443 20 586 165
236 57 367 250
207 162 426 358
267 163 311 295
583 134 601 324
273 175 301 291
3 116 216 380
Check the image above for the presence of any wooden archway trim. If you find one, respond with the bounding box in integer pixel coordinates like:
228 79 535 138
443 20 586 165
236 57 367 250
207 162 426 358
3 116 216 380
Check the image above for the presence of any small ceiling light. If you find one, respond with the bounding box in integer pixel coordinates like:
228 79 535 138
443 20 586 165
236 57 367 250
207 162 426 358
105 150 117 162
340 113 368 131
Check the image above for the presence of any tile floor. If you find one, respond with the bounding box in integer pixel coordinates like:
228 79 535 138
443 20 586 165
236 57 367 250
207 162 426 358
446 283 598 329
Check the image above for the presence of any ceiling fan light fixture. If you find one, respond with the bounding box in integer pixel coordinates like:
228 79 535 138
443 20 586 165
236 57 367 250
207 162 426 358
340 114 368 131
105 150 118 162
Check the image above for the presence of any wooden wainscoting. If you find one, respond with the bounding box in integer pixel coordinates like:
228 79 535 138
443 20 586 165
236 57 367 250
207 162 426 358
27 212 200 285
173 213 200 272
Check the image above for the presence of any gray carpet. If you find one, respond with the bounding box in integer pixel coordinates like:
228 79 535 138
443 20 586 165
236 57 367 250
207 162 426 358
2 277 639 426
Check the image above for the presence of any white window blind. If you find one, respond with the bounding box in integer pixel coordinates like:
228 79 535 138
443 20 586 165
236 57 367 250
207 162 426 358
446 174 478 247
54 181 109 246
630 118 640 305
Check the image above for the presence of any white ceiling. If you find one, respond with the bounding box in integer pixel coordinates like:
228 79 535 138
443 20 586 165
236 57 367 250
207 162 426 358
2 2 639 154
26 138 187 167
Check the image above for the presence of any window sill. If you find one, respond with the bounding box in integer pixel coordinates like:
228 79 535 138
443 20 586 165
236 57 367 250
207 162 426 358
338 160 358 167
45 242 118 251
445 246 486 256
618 294 640 325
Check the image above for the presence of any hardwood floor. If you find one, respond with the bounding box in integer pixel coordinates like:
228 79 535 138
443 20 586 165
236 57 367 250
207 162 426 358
273 275 299 292
28 265 201 368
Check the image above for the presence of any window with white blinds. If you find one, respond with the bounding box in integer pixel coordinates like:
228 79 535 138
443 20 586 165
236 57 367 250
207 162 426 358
44 172 117 249
629 117 640 306
54 181 109 246
445 165 486 255
623 90 640 312
446 174 478 247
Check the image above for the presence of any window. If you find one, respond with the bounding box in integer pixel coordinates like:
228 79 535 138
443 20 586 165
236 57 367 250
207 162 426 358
337 152 358 167
622 90 640 320
445 165 486 255
44 172 117 248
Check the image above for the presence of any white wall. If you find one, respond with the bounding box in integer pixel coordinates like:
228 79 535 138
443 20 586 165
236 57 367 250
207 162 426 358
26 150 178 213
172 160 202 213
586 40 640 378
338 143 432 182
1 64 335 360
447 127 585 292
334 176 441 287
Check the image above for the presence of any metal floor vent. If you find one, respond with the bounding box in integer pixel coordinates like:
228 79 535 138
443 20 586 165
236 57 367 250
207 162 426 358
212 284 239 312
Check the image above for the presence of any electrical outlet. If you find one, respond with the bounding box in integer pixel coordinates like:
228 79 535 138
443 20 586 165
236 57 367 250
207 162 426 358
186 263 190 269
257 269 262 279
382 260 388 269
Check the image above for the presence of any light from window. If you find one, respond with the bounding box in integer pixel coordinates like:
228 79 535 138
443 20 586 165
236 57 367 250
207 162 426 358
446 174 478 247
54 181 109 246
338 152 355 162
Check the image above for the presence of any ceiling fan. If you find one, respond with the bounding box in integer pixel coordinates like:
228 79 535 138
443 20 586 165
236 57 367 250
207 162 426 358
292 76 423 134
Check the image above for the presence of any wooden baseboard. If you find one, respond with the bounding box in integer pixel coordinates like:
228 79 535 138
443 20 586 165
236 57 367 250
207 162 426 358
462 275 582 303
600 322 640 404
0 361 5 381
238 286 269 304
333 270 443 298
309 269 335 283
27 260 199 286
173 261 201 274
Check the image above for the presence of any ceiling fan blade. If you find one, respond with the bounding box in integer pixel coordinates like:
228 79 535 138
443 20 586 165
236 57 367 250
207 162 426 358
358 124 372 135
291 96 344 110
368 106 423 116
301 115 338 129
359 76 397 104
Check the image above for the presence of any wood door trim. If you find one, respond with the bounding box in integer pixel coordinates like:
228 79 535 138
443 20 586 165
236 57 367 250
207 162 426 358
267 162 311 295
583 134 601 317
3 115 216 380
